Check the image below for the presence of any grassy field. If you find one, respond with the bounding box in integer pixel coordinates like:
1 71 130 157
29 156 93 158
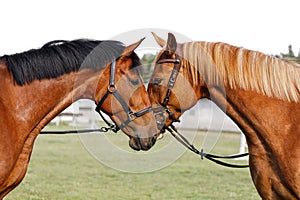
5 124 260 200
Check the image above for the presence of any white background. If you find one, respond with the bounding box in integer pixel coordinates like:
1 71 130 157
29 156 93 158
0 0 299 56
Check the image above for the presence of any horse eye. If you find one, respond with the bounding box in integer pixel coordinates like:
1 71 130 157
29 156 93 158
130 79 140 86
152 78 163 85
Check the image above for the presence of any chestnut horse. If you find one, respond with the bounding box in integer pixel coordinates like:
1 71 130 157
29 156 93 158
148 32 300 199
0 38 158 199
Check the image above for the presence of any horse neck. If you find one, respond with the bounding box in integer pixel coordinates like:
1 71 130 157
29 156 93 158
185 40 300 132
181 41 300 137
0 67 100 133
208 84 300 146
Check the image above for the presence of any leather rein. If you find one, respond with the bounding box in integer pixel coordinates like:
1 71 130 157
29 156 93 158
155 56 249 168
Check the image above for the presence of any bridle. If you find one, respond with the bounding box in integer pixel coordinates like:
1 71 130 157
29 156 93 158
153 55 249 168
152 56 182 131
158 58 181 108
95 60 152 132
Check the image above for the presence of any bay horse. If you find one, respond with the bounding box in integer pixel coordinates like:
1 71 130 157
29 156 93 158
148 32 300 199
0 38 158 199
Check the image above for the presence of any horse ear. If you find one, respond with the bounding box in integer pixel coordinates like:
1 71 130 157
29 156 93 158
152 32 166 47
166 33 177 53
122 37 145 57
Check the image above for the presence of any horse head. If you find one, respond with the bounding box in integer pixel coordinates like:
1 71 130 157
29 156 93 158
148 33 206 132
94 39 158 150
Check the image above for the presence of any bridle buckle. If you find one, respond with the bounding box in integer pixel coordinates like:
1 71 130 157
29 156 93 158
108 85 117 93
128 111 137 120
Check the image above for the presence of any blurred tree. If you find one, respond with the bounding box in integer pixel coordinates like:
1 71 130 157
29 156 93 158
140 53 156 83
278 45 300 64
288 45 295 57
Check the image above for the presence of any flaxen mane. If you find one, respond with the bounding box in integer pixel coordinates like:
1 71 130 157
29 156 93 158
0 39 126 85
180 42 300 102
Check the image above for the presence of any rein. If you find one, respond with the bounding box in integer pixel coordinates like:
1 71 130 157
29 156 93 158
41 60 152 135
165 125 249 168
40 127 114 134
156 57 249 168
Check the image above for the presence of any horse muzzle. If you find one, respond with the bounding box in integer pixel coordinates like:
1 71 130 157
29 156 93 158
129 134 157 151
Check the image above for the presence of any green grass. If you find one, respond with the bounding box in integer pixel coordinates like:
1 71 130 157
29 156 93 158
5 125 260 200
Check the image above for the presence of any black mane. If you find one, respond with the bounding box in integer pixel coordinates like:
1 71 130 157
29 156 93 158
0 39 126 85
